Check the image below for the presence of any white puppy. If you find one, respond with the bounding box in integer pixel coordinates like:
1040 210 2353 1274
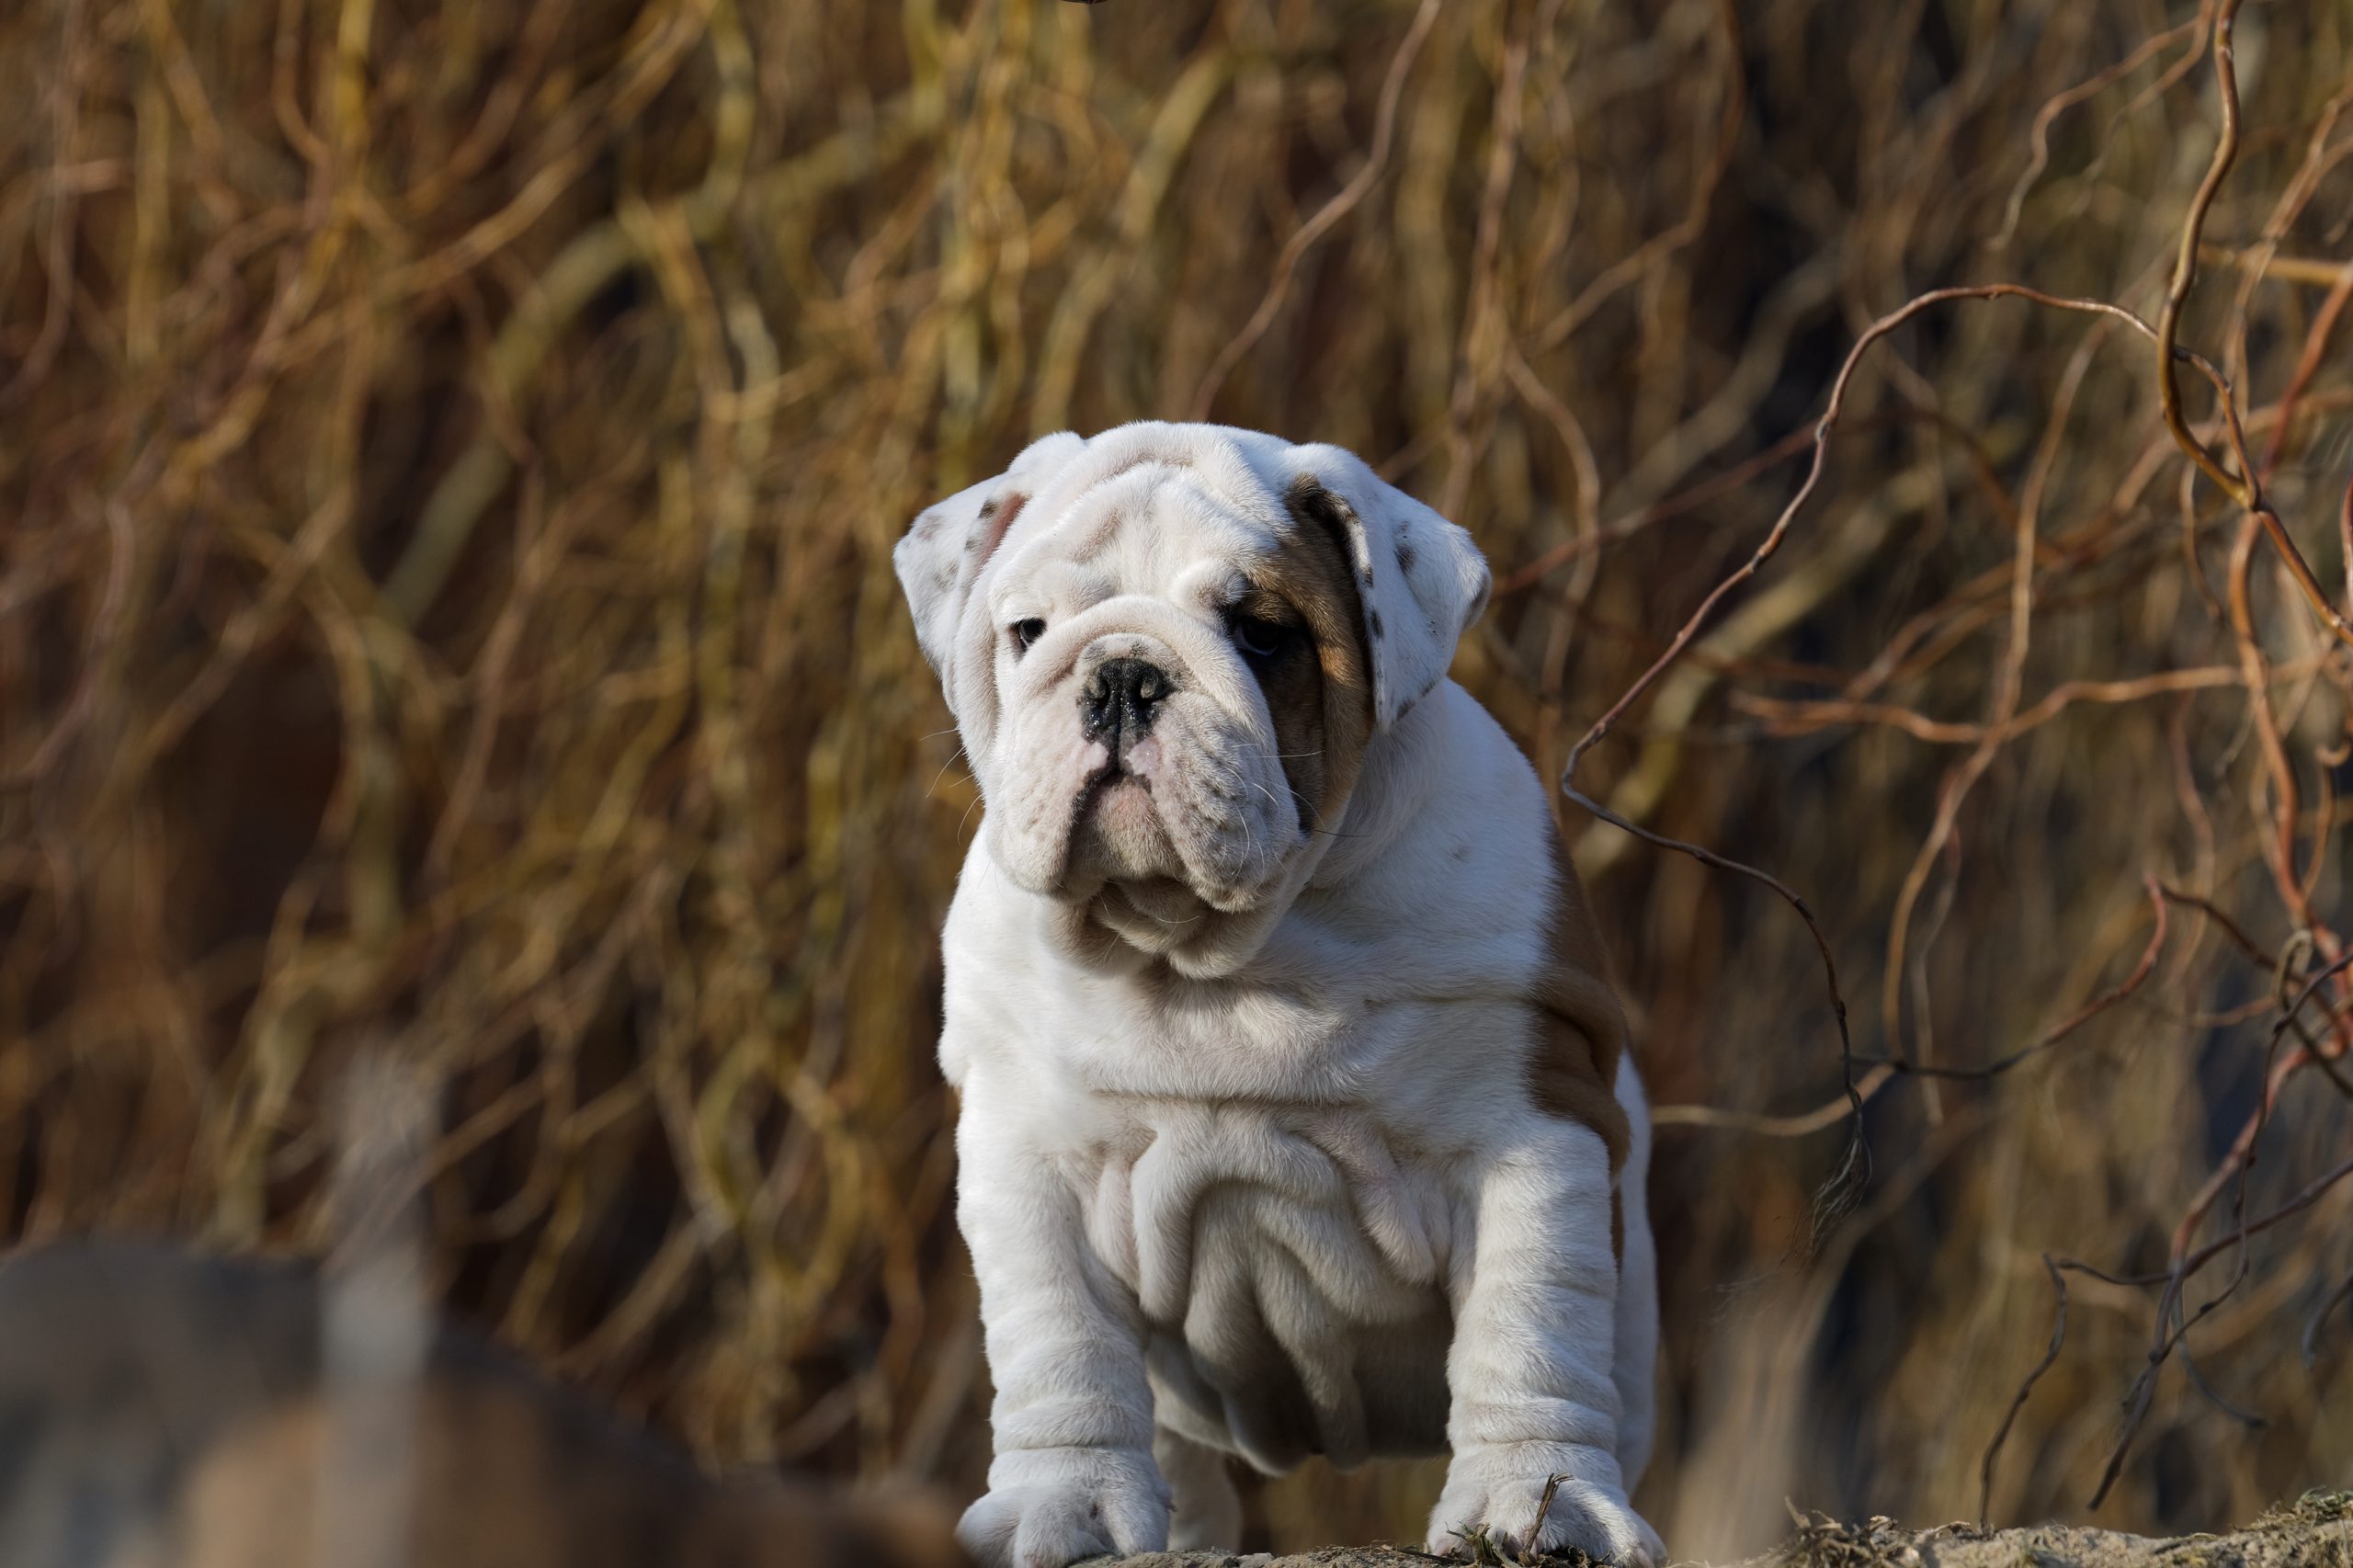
895 423 1661 1568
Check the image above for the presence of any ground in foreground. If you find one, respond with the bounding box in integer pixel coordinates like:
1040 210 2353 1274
1101 1493 2353 1568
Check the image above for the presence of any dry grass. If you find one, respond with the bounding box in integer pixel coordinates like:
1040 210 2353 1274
4 0 2352 1557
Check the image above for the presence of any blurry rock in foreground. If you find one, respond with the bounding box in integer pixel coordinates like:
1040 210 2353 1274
0 1243 966 1568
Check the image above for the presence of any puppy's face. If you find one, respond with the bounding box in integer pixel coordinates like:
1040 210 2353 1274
973 468 1371 919
897 425 1489 967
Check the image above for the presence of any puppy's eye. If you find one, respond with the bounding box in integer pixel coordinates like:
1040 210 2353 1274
1230 614 1297 661
1011 618 1047 654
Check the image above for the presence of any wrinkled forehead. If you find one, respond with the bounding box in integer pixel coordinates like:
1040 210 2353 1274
991 460 1285 604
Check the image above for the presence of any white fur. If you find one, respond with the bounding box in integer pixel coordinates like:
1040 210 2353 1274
897 424 1661 1567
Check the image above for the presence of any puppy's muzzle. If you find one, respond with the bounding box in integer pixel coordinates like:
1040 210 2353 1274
1081 656 1172 756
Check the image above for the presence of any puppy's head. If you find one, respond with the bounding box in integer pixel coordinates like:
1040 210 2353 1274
897 423 1489 971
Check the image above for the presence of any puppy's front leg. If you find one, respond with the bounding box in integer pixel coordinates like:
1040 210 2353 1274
1430 1126 1663 1567
955 1084 1168 1568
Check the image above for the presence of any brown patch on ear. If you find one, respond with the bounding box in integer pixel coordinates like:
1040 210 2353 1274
969 490 1029 569
1260 480 1378 832
1527 825 1632 1260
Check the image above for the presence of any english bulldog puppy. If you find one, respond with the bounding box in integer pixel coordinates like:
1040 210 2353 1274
895 423 1660 1568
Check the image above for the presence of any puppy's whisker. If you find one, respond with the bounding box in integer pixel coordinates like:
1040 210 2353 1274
926 746 972 799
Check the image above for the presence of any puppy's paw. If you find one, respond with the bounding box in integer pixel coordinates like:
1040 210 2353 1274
1427 1444 1664 1566
956 1447 1169 1568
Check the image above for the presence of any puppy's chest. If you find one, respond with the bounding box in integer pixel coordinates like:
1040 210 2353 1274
1073 1096 1461 1334
1029 972 1516 1331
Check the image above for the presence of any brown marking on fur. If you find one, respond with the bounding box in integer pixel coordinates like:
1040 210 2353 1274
969 489 1027 564
1260 480 1379 832
1528 824 1632 1263
1289 478 1379 586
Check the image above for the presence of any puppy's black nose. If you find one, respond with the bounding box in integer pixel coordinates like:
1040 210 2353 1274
1081 657 1172 749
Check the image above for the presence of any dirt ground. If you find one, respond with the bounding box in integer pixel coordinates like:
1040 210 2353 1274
1099 1493 2353 1568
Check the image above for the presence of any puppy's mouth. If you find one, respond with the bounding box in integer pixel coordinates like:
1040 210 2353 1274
1063 740 1184 890
1073 753 1162 857
1071 756 1136 821
1066 761 1220 939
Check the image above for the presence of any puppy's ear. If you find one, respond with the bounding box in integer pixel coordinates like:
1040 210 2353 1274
893 432 1086 705
1281 449 1491 729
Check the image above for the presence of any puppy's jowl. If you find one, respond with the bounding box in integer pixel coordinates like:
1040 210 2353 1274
896 424 1663 1567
